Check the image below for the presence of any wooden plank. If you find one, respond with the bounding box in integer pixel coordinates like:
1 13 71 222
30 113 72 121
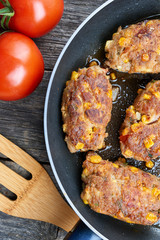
0 70 50 162
34 0 105 70
0 211 62 240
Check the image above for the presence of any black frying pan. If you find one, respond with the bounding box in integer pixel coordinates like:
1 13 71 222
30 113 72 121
44 0 160 239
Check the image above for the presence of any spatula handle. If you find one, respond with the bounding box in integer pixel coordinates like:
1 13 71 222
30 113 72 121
65 221 102 240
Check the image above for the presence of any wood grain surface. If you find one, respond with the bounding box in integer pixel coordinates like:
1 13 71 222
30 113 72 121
0 1 105 239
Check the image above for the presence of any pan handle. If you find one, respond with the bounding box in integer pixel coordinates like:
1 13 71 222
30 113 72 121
64 220 102 240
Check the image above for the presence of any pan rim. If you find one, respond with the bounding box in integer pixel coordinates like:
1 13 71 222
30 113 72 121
44 1 115 239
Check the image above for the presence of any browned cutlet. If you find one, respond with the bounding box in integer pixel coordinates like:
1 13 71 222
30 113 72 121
81 152 160 225
120 80 160 163
61 66 112 153
105 20 160 73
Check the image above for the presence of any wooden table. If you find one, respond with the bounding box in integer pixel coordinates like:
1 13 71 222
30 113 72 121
0 0 105 239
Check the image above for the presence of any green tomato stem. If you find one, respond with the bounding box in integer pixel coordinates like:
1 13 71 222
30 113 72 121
4 0 11 7
0 7 14 16
0 0 14 29
1 15 6 28
0 0 10 7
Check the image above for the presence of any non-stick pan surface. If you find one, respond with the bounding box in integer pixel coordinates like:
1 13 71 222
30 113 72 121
44 0 160 239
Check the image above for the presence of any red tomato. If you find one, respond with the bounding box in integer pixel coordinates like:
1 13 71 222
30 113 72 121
0 32 44 100
0 0 64 38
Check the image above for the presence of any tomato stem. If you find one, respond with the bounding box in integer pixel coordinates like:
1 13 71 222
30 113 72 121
0 6 14 16
1 15 6 29
0 0 14 29
0 0 10 8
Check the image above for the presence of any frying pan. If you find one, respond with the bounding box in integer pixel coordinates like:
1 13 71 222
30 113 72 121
44 0 160 239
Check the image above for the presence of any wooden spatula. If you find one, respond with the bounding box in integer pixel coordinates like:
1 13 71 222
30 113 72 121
0 134 79 233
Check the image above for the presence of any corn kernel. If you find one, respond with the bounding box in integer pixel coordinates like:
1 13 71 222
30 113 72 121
137 180 141 185
123 58 129 63
92 126 97 132
126 105 135 114
75 142 84 150
82 168 89 176
92 71 97 78
105 40 113 50
113 163 119 168
89 155 102 164
122 127 129 136
96 103 102 109
86 127 92 135
83 102 91 109
156 46 160 55
83 82 89 89
118 37 130 46
62 124 67 132
146 20 153 26
137 202 141 207
124 218 133 224
149 87 160 98
66 80 70 86
83 199 89 204
138 43 142 48
125 149 133 157
144 135 155 149
131 123 140 132
112 180 117 183
153 91 160 99
152 188 160 197
130 166 139 173
149 87 154 93
142 53 149 62
144 139 154 149
71 71 79 81
118 211 124 218
143 94 151 100
89 61 98 67
143 187 151 193
81 136 86 141
110 72 116 80
95 87 100 95
118 37 125 46
107 89 112 98
141 115 150 124
145 160 154 169
146 212 158 223
137 88 143 94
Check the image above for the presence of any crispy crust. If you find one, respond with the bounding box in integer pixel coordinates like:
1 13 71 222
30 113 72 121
105 20 160 73
61 66 112 153
120 80 160 162
81 152 160 225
